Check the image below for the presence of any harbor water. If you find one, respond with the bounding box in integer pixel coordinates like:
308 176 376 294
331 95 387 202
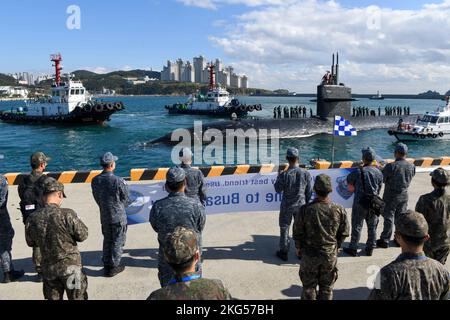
1 96 449 177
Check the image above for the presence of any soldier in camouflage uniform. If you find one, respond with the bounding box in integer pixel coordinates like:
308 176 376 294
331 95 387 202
369 211 449 300
91 152 131 277
344 147 383 257
377 143 416 248
148 227 232 300
274 147 312 261
25 178 89 300
0 168 25 283
415 168 450 265
18 152 51 278
178 148 207 205
293 174 350 300
150 167 206 287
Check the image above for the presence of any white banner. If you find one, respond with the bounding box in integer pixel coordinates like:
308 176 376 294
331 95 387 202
126 168 356 225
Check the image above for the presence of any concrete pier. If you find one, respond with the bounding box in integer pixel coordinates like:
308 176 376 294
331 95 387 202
0 172 448 300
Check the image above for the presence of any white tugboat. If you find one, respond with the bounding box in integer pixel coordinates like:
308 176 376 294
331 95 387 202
370 90 385 100
165 63 261 117
388 98 450 141
0 54 124 125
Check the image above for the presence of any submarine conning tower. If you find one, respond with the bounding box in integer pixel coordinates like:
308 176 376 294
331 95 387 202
317 52 352 119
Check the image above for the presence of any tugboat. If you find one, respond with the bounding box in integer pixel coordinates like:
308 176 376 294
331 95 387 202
388 99 450 141
370 91 385 100
0 54 125 125
165 63 262 117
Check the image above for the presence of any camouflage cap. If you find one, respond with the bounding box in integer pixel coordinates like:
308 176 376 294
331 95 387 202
395 143 408 155
30 152 51 167
100 152 118 166
361 147 376 162
42 177 66 198
430 167 450 185
164 227 198 265
286 147 299 158
166 167 186 184
314 174 333 194
395 210 428 238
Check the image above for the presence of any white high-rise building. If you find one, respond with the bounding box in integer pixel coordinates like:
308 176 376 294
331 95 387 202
193 55 206 83
241 75 249 89
230 73 241 88
161 60 179 81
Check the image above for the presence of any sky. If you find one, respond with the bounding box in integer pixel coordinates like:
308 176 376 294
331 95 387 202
0 0 449 94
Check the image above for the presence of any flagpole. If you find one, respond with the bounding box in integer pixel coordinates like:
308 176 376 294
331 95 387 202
331 114 336 166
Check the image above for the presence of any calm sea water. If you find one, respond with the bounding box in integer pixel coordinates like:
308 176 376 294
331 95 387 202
1 96 449 176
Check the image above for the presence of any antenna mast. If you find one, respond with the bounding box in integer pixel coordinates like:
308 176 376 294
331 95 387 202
50 53 63 86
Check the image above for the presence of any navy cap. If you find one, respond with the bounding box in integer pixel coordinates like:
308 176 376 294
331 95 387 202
286 147 299 158
100 152 118 166
166 167 186 184
395 143 408 155
362 147 376 162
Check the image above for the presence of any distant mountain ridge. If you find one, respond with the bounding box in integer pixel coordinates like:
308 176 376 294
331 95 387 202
0 73 17 86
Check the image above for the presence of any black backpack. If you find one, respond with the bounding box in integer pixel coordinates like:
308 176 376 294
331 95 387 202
19 174 47 222
358 168 385 216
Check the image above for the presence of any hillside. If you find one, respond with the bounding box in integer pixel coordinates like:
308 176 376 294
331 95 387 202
0 73 17 86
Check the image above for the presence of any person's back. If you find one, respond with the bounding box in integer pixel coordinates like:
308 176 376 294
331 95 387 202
151 193 205 244
383 158 415 196
148 276 232 300
295 200 349 255
275 166 312 209
178 148 207 204
369 253 449 300
91 171 129 225
26 203 88 277
415 168 450 264
18 171 47 222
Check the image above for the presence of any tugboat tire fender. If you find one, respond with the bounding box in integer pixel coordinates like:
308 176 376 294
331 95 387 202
388 130 394 136
248 105 255 112
106 103 114 111
255 104 262 111
439 132 444 137
432 133 438 139
420 134 426 139
240 105 246 111
94 104 104 113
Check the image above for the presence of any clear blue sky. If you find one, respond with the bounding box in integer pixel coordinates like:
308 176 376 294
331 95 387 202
0 0 442 74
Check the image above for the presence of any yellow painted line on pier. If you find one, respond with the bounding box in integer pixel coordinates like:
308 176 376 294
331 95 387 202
153 168 169 181
207 166 225 177
235 165 251 175
5 173 19 186
130 169 145 182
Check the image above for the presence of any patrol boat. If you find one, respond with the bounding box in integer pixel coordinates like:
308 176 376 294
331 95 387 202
165 63 261 117
388 99 450 141
0 54 125 125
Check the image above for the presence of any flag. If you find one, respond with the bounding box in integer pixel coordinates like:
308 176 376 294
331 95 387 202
334 115 357 136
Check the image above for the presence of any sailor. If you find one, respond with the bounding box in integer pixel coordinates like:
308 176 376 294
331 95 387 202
368 211 449 300
352 108 356 117
178 148 207 205
18 151 51 279
415 168 450 265
310 108 313 118
274 148 312 261
277 106 282 118
25 178 89 300
378 107 381 117
150 167 206 287
91 152 131 277
147 227 232 300
273 107 277 119
1 166 25 283
377 143 416 249
293 174 349 300
343 147 383 257
302 106 307 118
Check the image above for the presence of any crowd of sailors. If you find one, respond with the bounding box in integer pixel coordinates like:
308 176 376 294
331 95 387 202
353 106 411 117
273 106 313 119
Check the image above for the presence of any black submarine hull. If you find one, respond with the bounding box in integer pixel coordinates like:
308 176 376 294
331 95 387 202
149 115 419 145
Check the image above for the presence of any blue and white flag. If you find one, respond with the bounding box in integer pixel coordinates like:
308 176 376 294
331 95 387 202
334 115 357 136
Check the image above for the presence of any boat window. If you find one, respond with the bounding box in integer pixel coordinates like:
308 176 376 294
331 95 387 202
71 89 75 95
80 89 84 95
75 89 80 95
421 115 439 124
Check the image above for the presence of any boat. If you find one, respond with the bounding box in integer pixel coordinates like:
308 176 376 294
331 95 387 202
0 54 125 125
165 63 262 117
370 91 385 100
388 100 450 141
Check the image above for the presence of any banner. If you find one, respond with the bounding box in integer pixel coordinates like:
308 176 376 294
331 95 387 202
126 168 356 225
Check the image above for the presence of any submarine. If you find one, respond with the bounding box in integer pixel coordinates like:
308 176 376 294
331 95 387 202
149 53 418 146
